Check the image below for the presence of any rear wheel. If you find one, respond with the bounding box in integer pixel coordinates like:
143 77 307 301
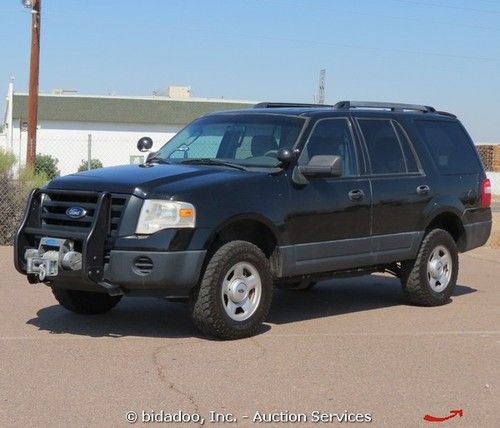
191 241 273 340
401 229 458 306
52 288 122 314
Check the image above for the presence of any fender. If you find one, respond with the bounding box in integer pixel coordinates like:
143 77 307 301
203 212 283 251
419 195 465 230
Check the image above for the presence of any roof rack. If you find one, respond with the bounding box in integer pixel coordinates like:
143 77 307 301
334 101 436 113
254 102 334 109
436 110 457 118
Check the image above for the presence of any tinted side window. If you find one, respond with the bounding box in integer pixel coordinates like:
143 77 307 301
358 119 405 174
301 118 358 176
393 122 419 173
414 120 480 174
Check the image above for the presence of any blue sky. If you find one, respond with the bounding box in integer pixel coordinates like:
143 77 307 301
1 0 499 141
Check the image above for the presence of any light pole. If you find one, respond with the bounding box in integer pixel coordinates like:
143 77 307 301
21 0 41 169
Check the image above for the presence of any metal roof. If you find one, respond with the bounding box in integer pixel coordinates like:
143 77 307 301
11 93 255 125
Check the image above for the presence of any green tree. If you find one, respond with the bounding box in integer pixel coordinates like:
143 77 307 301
35 154 60 180
77 158 103 172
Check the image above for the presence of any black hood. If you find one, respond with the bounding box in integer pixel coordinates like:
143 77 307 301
46 163 240 196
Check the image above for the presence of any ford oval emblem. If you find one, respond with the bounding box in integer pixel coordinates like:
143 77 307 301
66 207 87 219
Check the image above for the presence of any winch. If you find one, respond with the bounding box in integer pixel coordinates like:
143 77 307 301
25 237 82 281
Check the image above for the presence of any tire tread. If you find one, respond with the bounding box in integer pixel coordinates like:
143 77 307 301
191 240 272 340
402 228 458 306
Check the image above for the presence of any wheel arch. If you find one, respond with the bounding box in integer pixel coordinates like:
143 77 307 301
204 213 280 259
424 209 466 252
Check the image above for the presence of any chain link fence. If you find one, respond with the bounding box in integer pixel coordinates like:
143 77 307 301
33 132 159 177
1 134 499 245
0 153 28 245
0 131 173 245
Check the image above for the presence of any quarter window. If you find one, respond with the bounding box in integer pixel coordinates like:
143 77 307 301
414 120 480 174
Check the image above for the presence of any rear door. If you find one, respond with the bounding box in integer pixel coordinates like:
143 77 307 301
355 117 430 261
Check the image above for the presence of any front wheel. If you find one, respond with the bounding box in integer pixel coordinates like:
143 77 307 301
52 288 122 314
191 241 273 340
401 229 458 306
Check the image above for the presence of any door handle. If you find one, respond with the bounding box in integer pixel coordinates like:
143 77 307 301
416 185 430 195
348 189 365 201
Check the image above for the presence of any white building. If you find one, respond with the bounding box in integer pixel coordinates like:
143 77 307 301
2 81 254 175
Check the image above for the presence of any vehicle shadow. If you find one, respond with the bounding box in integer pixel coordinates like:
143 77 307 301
26 275 476 338
268 275 477 324
27 298 208 339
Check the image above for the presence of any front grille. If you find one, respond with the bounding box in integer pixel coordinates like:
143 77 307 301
41 191 129 238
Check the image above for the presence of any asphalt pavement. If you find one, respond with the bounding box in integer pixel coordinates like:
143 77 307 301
0 245 498 427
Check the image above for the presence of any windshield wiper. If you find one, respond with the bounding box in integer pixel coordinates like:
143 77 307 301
181 158 247 171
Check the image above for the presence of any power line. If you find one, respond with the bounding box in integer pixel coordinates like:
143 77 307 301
38 12 499 64
24 1 500 65
388 0 500 15
254 0 500 32
160 25 500 63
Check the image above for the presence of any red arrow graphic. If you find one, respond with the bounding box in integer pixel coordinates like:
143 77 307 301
424 409 463 422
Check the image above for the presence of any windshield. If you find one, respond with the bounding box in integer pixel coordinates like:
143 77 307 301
153 114 306 167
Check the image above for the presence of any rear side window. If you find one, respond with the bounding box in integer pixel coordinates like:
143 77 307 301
358 119 406 174
414 120 480 174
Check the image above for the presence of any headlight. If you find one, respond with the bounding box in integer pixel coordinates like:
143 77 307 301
135 200 196 234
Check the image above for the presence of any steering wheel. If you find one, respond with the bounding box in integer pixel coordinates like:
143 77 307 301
264 150 278 158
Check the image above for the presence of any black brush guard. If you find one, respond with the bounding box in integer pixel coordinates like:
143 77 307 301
14 188 123 295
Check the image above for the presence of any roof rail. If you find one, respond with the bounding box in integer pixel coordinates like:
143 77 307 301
334 101 436 113
436 110 457 118
254 102 334 109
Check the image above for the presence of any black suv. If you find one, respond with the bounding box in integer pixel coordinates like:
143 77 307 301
15 101 492 339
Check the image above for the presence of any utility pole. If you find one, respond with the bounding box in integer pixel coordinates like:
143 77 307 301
318 69 326 104
24 0 41 168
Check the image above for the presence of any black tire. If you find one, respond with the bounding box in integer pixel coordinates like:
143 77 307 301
191 240 273 340
401 229 458 306
52 288 122 314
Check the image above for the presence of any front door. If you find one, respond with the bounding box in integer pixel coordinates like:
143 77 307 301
283 117 372 276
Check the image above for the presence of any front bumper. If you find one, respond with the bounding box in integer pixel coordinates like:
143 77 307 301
24 249 206 297
105 249 206 295
15 188 206 297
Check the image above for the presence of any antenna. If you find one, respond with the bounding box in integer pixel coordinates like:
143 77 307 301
318 69 326 104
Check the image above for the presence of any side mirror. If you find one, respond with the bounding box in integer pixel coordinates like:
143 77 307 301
293 155 343 185
277 147 295 164
299 155 343 177
137 136 153 152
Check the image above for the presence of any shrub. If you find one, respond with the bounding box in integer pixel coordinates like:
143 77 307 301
35 153 60 180
0 149 49 245
0 149 16 175
77 158 103 172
